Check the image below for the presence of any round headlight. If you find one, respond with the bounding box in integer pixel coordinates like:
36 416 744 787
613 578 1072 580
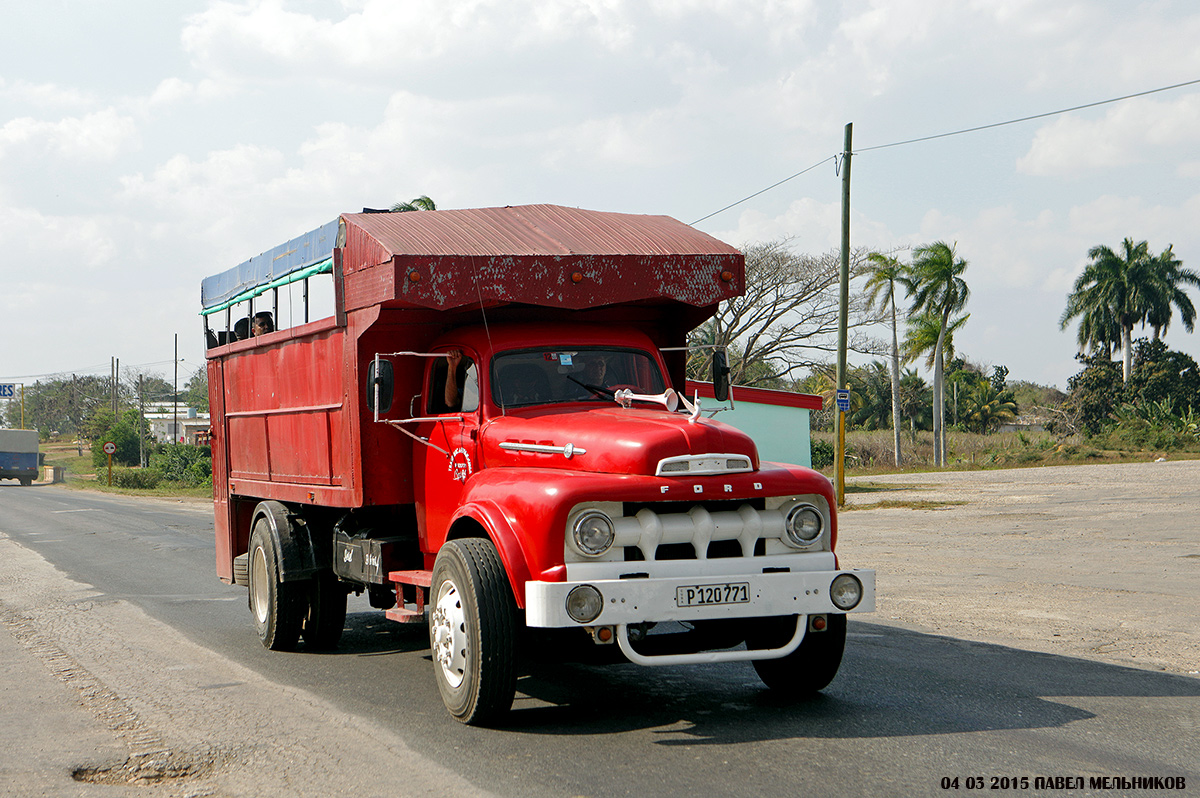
565 585 604 623
572 510 615 556
784 504 823 547
830 573 863 611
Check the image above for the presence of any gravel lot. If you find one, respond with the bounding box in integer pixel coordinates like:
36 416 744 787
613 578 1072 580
837 459 1200 677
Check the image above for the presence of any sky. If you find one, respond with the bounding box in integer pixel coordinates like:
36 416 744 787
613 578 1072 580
2 0 1200 395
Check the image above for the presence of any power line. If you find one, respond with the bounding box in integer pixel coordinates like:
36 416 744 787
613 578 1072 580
691 77 1200 225
855 77 1200 153
690 156 837 225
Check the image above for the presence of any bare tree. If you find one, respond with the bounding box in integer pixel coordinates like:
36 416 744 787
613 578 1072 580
687 240 886 387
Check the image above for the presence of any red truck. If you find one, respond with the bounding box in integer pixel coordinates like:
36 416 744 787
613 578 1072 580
202 205 875 724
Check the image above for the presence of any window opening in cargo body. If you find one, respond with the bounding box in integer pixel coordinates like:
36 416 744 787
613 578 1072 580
490 348 665 409
204 268 337 349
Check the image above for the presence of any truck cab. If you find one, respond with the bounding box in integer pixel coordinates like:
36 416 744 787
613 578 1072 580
202 205 875 724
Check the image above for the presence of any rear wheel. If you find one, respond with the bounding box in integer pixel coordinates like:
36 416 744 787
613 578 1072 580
429 538 518 725
748 613 846 696
248 518 304 651
19 477 32 486
302 571 347 649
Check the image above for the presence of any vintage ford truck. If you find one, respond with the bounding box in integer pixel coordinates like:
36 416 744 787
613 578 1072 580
201 205 875 724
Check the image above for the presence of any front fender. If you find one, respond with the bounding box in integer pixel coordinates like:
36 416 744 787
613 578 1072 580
448 499 536 607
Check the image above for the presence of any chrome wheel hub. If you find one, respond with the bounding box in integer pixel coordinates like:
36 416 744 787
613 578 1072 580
431 580 467 689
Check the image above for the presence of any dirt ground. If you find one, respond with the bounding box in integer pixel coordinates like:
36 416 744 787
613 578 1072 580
836 459 1200 677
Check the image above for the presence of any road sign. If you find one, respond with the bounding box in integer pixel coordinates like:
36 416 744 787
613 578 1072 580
0 383 16 399
103 442 116 455
835 389 851 413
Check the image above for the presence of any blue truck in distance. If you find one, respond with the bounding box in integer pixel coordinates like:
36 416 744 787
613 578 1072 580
0 429 39 486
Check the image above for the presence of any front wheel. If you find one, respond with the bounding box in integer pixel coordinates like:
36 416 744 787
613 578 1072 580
248 518 305 651
747 613 846 696
429 538 518 725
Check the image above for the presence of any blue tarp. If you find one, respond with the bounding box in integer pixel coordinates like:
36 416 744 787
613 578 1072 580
200 219 339 314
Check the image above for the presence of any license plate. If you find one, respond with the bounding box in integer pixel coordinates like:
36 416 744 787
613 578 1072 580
675 582 750 607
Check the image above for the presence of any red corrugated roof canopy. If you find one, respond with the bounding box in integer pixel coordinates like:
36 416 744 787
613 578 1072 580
339 204 745 313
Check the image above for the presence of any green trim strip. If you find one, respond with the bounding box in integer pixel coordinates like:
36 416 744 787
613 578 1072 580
199 258 333 316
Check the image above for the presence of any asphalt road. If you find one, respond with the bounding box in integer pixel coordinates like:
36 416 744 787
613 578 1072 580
1 474 1197 797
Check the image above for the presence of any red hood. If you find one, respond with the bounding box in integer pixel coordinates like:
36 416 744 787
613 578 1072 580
479 406 759 475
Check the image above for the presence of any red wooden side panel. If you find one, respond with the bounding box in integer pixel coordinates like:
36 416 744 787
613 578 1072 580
214 320 358 505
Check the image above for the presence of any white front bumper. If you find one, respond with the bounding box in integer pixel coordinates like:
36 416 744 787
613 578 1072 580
524 568 876 628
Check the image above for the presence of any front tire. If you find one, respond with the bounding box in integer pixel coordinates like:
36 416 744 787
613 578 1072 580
748 613 846 696
248 518 304 651
429 538 518 725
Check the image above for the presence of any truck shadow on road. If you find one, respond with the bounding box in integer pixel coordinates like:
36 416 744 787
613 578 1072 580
499 620 1200 742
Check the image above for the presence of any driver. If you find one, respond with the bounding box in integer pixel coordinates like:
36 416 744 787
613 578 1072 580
568 354 611 399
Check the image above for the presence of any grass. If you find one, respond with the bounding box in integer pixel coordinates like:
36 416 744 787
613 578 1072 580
37 440 212 500
814 427 1200 477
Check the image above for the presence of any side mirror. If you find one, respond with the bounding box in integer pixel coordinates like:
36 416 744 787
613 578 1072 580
711 350 730 402
366 359 394 413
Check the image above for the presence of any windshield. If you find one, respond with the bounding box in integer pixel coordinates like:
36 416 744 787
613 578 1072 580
490 348 667 409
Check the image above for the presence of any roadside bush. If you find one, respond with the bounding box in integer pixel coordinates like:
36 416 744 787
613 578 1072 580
149 444 211 486
110 467 162 489
810 438 835 470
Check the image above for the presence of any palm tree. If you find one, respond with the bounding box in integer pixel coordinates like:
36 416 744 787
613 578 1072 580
901 312 968 369
1143 244 1200 340
1061 238 1153 383
391 195 437 212
851 362 896 431
1059 238 1199 384
864 252 911 465
964 382 1018 433
897 368 933 444
908 241 970 467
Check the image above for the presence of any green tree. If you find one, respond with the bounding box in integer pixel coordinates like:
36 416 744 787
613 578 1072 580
1143 244 1200 340
184 371 209 413
390 195 437 212
1061 238 1198 384
897 368 934 442
90 408 146 468
1062 352 1125 436
864 252 912 464
963 382 1018 433
850 362 896 431
902 312 969 369
908 241 970 466
1125 338 1200 409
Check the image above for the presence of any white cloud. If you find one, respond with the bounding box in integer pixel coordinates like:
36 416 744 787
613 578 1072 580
1018 95 1200 176
0 109 138 163
0 78 94 110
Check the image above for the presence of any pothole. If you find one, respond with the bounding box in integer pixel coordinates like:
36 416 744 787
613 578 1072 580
72 749 209 785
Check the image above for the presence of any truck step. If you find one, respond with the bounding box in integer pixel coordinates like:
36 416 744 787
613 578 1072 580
388 569 433 587
387 570 433 625
385 605 427 624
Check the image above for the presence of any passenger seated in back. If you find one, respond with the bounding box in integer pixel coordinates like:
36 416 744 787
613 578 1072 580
252 311 274 336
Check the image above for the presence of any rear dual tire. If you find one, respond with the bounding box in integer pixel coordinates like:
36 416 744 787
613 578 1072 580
248 517 346 652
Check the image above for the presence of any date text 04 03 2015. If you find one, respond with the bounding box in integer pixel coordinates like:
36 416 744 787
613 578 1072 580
940 775 1187 790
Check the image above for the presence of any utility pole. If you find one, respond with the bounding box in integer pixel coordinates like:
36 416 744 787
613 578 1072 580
835 122 852 507
138 374 145 468
173 333 179 445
